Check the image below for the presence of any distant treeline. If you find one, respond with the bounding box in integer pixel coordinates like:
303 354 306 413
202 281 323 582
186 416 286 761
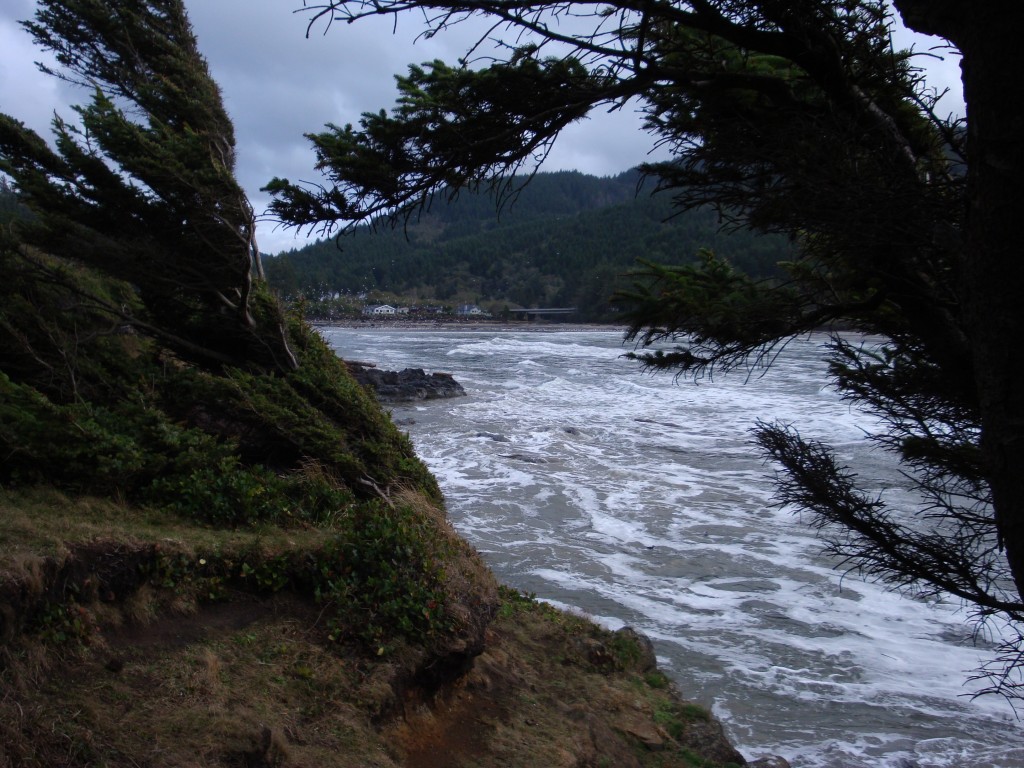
264 170 792 321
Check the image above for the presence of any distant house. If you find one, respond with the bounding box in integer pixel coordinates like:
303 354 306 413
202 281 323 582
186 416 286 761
456 304 489 317
362 304 397 316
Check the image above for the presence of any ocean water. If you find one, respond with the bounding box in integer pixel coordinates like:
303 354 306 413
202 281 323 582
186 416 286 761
322 325 1023 767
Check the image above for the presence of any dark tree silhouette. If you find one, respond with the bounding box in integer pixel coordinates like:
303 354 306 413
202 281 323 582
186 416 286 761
0 0 296 372
270 0 1024 695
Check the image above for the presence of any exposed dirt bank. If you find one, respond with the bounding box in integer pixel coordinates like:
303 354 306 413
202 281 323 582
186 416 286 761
1 588 758 767
0 491 787 767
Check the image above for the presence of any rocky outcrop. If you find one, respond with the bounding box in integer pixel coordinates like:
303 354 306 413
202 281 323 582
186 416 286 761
346 361 466 403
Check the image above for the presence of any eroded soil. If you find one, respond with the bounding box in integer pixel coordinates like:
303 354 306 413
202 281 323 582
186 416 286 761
1 591 746 768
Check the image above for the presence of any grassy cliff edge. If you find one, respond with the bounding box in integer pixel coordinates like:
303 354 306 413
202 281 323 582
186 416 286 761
0 482 756 768
0 245 764 767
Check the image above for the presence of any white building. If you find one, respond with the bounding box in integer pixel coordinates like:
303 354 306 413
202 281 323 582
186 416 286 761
362 304 397 316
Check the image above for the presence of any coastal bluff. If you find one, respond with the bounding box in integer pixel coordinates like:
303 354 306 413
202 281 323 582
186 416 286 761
0 486 789 766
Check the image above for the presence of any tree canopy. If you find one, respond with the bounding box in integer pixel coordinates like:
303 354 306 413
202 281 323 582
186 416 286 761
0 0 439 530
0 0 296 372
271 0 1024 695
0 0 447 504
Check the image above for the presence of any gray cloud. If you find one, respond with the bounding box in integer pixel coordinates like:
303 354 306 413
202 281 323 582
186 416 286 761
1 1 964 254
0 1 76 136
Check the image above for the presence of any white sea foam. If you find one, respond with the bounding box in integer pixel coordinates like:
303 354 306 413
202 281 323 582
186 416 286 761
324 327 1023 768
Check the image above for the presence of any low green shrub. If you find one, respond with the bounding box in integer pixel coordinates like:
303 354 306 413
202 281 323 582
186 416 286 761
148 453 358 529
135 500 451 653
0 373 149 491
314 501 450 652
149 458 292 527
496 584 538 618
644 670 671 689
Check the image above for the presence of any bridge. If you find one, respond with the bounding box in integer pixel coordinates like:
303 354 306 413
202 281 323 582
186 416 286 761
507 307 577 320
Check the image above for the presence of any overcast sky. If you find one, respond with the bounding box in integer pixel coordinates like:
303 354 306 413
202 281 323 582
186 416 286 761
0 0 964 254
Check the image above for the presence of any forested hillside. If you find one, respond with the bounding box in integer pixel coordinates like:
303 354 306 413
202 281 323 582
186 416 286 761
265 170 791 320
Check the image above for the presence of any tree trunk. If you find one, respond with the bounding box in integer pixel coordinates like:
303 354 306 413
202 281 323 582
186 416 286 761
961 9 1024 605
896 1 1024 602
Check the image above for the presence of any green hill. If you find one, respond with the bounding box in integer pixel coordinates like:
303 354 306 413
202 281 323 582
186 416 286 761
265 170 791 320
1 161 748 768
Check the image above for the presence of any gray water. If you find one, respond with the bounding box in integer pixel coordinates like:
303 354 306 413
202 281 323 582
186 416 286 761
323 325 1023 767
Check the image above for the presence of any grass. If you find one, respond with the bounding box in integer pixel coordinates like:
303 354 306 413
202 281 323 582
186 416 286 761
0 482 474 653
430 589 747 768
0 482 471 766
4 603 376 766
0 489 749 767
0 486 329 567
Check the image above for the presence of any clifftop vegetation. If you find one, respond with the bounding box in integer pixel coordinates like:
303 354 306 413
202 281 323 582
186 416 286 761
0 3 752 765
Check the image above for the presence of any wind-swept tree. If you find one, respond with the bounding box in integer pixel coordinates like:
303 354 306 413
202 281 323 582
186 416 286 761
0 0 442 520
0 0 296 372
270 0 1024 694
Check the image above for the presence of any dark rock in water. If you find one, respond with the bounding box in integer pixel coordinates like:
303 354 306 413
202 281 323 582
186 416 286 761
503 453 546 464
747 758 792 768
346 361 466 403
635 417 683 429
476 431 511 442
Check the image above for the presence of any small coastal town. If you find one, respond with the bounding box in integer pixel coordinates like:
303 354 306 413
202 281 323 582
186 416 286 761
362 303 491 318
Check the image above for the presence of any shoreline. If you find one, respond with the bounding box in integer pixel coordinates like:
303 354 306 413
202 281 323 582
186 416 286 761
312 317 628 333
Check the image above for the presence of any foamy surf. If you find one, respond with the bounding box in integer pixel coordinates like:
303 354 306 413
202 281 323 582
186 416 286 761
323 326 1023 768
